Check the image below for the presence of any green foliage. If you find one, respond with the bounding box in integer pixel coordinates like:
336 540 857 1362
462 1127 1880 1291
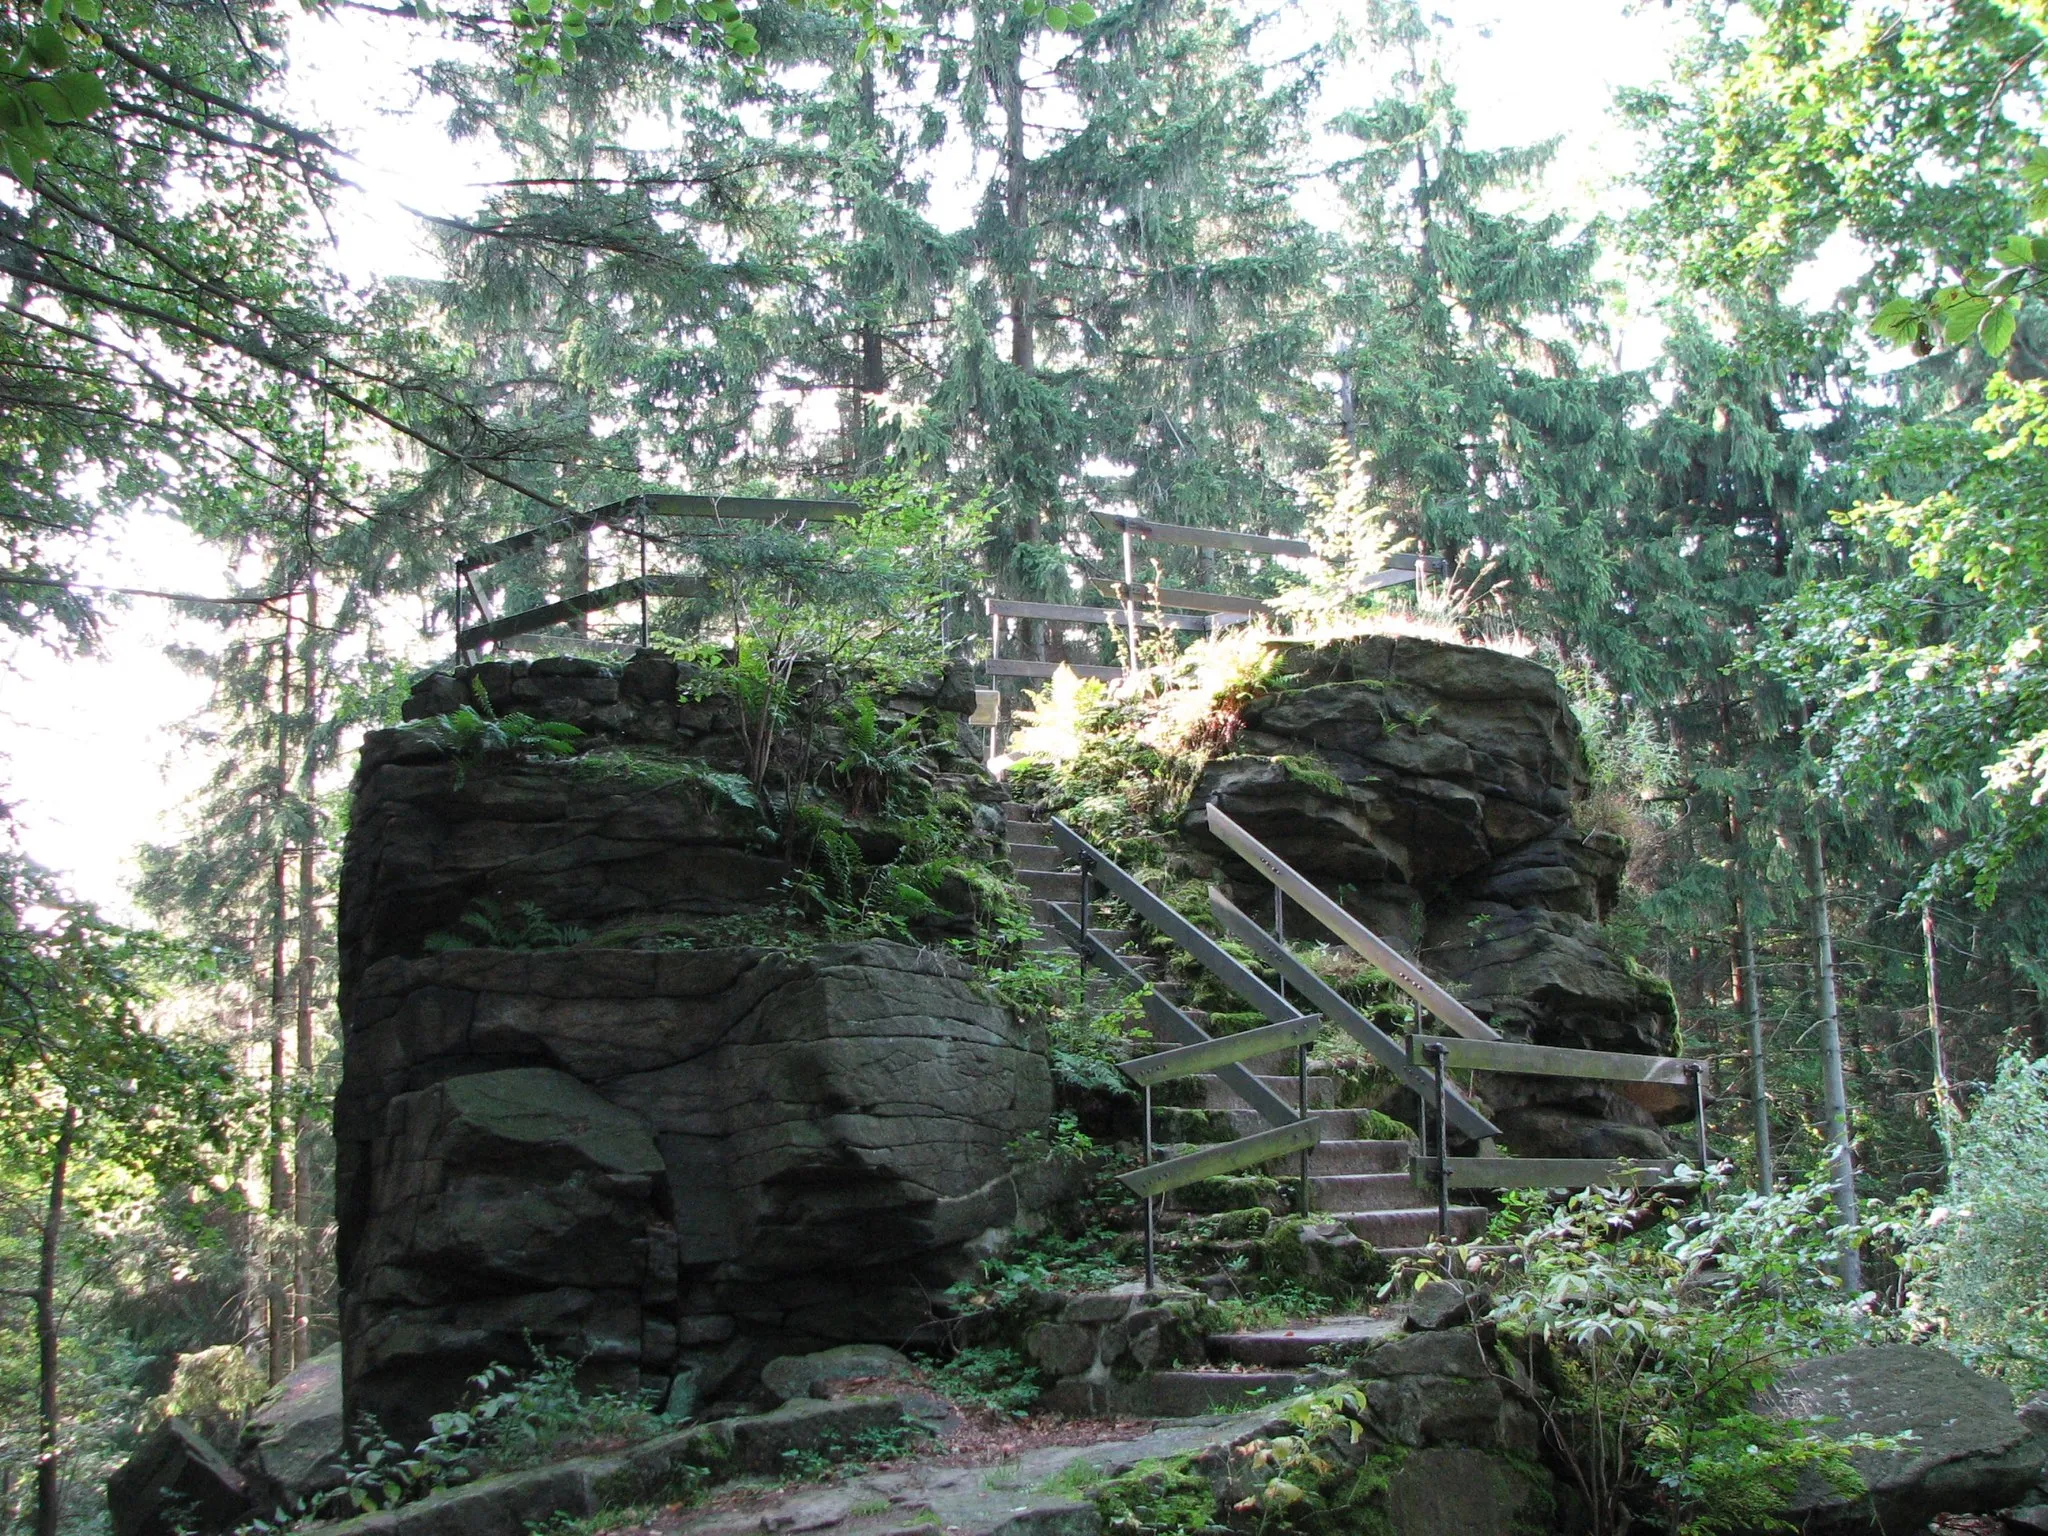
946 1228 1131 1320
1915 1055 2048 1388
401 698 586 771
253 1346 666 1529
424 899 591 952
1771 377 2048 898
773 1421 932 1482
1487 1179 1879 1536
1231 1388 1409 1536
984 947 1141 1097
1090 1456 1220 1536
0 4 111 187
929 1346 1043 1418
1273 756 1347 799
833 691 934 819
570 751 761 815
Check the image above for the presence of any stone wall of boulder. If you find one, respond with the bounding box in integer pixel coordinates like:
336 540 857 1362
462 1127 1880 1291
335 655 1046 1443
1180 634 1680 1159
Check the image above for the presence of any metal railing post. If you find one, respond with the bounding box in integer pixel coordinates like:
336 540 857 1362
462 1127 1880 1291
1429 1041 1451 1243
1297 1040 1311 1217
1142 1083 1156 1291
1273 888 1286 1006
1079 865 1091 942
1688 1062 1711 1205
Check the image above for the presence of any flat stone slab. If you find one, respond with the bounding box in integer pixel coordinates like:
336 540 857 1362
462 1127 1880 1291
1044 1369 1337 1419
1764 1344 2048 1536
672 1410 1282 1536
1208 1315 1402 1368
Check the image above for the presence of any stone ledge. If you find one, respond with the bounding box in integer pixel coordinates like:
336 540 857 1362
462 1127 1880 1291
291 1399 910 1536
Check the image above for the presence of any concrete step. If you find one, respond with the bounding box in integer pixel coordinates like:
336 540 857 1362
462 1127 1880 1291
1004 818 1052 845
1310 1172 1419 1213
1207 1316 1402 1369
1307 1139 1410 1175
1002 801 1038 821
1202 1074 1336 1111
1019 868 1084 900
1044 1368 1337 1419
1337 1206 1489 1247
1022 934 1069 955
1008 842 1064 872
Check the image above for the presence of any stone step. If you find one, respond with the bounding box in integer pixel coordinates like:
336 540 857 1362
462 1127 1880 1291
1207 1315 1403 1369
1307 1139 1411 1175
1309 1172 1419 1213
1019 868 1084 900
1008 841 1064 872
1028 898 1068 929
1336 1206 1490 1247
1022 934 1068 955
1001 801 1038 821
1004 818 1052 845
1044 1368 1336 1419
1202 1073 1336 1111
1215 1106 1375 1140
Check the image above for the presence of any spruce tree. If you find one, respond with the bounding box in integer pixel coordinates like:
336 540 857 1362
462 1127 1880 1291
1323 1 1640 653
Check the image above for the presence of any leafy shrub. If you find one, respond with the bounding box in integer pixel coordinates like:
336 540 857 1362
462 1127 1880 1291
1228 1386 1412 1536
1487 1179 1876 1536
1921 1054 2048 1388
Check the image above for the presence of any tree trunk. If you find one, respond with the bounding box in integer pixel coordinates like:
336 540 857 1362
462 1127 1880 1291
35 1105 78 1536
1923 903 1956 1148
269 605 295 1380
1004 37 1034 373
1803 826 1861 1288
293 579 320 1363
1732 875 1774 1194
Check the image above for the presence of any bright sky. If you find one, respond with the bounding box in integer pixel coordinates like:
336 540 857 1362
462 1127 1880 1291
0 0 1689 917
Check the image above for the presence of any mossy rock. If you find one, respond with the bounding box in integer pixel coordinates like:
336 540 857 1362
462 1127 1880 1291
1349 1108 1413 1141
1258 1216 1386 1293
1173 1174 1288 1215
1208 1206 1273 1240
1152 1107 1234 1144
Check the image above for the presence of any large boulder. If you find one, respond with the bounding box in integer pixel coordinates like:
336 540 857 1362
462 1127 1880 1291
336 941 1053 1444
240 1347 346 1509
108 1419 252 1536
1762 1344 2048 1535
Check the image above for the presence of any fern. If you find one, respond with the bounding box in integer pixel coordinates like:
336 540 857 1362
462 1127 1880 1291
400 702 585 784
424 899 589 952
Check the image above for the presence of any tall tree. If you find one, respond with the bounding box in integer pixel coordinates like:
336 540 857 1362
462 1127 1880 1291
1324 1 1641 656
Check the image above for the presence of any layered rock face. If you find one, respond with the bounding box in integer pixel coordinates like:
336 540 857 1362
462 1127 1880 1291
335 655 1047 1443
1182 634 1678 1158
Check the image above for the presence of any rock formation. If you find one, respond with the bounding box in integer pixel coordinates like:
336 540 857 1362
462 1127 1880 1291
1182 634 1679 1158
335 655 1051 1442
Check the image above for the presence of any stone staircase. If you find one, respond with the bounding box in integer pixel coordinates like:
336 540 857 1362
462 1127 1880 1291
1004 804 1488 1252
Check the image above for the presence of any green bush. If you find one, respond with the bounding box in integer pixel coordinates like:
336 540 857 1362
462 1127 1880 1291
1924 1054 2048 1388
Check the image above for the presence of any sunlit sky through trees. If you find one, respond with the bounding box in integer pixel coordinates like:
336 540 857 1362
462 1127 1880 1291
3 0 1699 916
